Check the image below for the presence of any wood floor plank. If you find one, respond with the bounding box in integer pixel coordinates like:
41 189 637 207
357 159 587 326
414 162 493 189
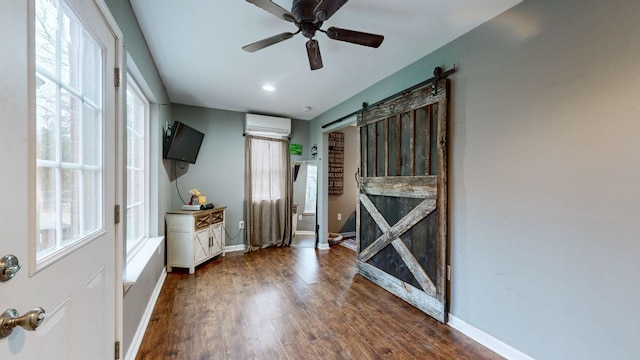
135 246 502 360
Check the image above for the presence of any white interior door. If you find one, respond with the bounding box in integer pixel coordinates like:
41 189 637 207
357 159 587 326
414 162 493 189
0 0 119 359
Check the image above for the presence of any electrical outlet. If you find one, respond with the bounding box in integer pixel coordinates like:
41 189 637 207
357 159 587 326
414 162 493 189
239 221 244 229
337 213 342 221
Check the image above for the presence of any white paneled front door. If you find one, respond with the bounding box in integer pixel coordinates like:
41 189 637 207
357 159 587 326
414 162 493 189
0 0 119 359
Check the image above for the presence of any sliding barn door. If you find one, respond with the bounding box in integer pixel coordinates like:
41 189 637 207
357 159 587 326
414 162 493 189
356 80 449 322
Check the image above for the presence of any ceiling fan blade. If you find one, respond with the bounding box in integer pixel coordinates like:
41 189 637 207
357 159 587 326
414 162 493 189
246 0 295 22
326 26 384 48
242 32 295 52
314 0 349 22
306 39 323 70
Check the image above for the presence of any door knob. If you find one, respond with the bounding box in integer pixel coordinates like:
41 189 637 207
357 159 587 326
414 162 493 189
0 254 21 281
0 307 46 339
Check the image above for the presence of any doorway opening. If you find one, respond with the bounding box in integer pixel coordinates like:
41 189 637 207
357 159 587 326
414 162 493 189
320 117 357 251
291 160 318 248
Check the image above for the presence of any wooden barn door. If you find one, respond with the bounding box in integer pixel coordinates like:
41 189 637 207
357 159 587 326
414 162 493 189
356 80 449 322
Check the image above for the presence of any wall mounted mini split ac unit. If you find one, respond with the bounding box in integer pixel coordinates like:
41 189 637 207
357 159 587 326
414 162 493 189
245 113 291 137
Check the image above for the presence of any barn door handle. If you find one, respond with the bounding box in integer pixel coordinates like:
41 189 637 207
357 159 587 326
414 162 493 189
0 307 46 339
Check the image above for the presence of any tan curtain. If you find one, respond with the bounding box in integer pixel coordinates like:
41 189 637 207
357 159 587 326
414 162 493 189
244 135 292 250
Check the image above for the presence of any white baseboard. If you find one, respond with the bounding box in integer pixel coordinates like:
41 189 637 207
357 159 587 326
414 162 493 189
125 268 167 360
447 314 534 360
340 231 355 238
225 244 246 253
317 242 330 250
295 230 315 236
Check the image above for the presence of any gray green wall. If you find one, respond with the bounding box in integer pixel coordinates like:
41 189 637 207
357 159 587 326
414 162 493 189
167 106 245 245
311 0 640 359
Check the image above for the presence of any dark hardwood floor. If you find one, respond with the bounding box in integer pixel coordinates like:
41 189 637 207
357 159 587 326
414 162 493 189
135 245 502 360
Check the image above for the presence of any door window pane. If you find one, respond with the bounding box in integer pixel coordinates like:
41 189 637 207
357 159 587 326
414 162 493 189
60 9 81 91
35 75 57 161
37 166 57 254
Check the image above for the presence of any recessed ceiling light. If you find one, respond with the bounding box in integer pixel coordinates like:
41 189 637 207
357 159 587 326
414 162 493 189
301 106 312 112
262 84 276 92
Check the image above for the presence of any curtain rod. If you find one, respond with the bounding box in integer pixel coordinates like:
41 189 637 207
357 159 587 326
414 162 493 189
321 65 456 129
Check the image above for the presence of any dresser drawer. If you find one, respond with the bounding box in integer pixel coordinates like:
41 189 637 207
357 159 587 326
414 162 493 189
167 214 193 230
194 213 210 230
211 211 224 224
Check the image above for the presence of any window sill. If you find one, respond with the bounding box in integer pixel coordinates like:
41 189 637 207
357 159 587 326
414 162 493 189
124 236 164 293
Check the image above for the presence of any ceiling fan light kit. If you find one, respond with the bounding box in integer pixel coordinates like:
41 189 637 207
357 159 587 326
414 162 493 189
243 0 384 70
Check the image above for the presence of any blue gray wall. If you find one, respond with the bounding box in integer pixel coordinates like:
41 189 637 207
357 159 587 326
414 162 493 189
311 0 640 359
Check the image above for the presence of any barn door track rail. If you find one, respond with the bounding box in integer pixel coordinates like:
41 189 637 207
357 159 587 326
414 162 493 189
321 65 456 129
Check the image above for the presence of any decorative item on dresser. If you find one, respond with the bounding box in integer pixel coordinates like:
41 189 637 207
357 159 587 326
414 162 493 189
166 207 226 274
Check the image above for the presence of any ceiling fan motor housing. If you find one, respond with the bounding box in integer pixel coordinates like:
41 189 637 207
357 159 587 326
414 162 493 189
301 22 322 38
292 0 323 38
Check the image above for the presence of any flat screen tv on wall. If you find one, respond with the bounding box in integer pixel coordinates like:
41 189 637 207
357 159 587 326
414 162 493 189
163 121 205 164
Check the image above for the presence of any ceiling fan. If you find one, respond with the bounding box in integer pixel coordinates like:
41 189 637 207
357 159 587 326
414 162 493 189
242 0 384 70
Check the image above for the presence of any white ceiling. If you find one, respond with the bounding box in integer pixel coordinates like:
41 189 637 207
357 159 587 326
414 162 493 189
130 0 520 120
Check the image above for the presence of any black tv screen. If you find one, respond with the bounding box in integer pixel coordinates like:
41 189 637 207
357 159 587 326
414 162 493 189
163 121 205 164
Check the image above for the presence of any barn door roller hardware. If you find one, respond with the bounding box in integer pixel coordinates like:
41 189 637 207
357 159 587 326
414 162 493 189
431 66 444 95
322 65 456 128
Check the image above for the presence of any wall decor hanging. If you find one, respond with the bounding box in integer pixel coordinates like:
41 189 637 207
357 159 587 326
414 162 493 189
328 132 344 195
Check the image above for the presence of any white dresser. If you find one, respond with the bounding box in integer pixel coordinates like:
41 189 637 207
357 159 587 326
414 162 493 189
166 207 226 274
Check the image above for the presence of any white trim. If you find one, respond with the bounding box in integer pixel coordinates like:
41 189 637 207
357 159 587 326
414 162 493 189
295 230 315 236
225 244 246 253
340 231 356 238
447 314 535 360
317 242 330 250
125 268 167 360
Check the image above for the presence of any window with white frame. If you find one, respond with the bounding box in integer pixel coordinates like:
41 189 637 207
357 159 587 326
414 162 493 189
126 76 149 258
35 0 103 259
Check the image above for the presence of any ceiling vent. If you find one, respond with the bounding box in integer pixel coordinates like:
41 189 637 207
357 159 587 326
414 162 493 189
245 113 291 137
